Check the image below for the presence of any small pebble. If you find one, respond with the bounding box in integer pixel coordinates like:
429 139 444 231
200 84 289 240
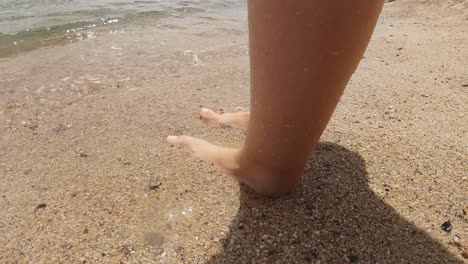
461 249 468 259
34 203 47 212
54 124 71 132
306 249 318 261
149 178 162 190
348 255 359 263
441 220 452 232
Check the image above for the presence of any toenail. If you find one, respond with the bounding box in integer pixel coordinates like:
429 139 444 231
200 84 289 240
166 136 179 144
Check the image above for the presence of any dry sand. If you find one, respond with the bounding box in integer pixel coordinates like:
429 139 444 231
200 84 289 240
0 0 467 263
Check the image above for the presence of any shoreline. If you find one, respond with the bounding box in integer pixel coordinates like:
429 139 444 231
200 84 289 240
0 3 246 59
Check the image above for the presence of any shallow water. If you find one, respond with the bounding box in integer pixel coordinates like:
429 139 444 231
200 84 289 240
0 0 245 57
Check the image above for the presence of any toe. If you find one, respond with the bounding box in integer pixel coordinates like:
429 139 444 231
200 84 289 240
166 135 182 145
166 135 218 160
166 135 241 174
199 108 218 122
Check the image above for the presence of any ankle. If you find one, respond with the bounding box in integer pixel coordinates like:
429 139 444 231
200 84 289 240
236 160 302 196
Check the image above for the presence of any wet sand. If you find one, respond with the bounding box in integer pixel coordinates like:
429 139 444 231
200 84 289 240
0 0 467 263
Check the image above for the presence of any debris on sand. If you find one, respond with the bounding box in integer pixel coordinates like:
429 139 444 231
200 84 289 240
441 221 452 233
34 203 47 212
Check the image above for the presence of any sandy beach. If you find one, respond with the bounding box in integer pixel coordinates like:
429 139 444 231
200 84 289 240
0 0 467 263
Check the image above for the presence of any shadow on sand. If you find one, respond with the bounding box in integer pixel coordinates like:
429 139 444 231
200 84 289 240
208 143 461 263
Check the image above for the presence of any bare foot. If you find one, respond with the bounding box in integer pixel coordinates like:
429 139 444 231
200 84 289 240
168 107 299 195
166 135 241 176
199 108 250 130
166 135 300 195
